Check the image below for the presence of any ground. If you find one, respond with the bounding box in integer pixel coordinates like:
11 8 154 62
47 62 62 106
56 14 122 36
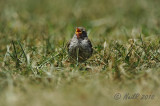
0 0 160 106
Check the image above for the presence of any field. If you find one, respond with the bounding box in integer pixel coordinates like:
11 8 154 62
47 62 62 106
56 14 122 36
0 0 160 106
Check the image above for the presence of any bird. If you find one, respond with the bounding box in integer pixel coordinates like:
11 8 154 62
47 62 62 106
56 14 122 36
67 27 93 63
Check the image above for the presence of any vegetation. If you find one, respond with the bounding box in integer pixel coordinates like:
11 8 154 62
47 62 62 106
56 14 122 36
0 0 160 105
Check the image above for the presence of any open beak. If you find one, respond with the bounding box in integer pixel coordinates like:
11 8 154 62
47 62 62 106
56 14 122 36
75 28 82 39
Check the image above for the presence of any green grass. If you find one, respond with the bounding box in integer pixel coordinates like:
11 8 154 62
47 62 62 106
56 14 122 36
0 0 160 106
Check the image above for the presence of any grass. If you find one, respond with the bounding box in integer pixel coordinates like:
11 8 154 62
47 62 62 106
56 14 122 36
0 0 160 106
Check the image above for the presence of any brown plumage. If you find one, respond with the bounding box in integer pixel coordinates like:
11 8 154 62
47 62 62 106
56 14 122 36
67 27 93 62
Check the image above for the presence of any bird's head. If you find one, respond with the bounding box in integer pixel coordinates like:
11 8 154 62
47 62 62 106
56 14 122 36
75 27 87 39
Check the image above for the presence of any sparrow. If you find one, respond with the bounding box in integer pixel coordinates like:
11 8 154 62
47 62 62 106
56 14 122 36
67 27 93 63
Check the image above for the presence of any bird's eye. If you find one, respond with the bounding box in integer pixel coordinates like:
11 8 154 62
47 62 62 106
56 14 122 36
82 30 86 33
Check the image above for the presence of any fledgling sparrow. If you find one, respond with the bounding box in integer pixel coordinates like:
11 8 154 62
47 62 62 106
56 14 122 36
67 27 93 62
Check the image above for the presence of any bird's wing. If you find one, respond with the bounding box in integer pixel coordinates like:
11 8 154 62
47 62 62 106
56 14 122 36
66 40 71 52
86 38 93 54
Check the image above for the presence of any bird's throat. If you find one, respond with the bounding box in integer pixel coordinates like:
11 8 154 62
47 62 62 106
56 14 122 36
76 34 80 39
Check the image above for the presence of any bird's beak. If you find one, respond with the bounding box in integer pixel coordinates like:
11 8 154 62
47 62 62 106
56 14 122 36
75 28 82 39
